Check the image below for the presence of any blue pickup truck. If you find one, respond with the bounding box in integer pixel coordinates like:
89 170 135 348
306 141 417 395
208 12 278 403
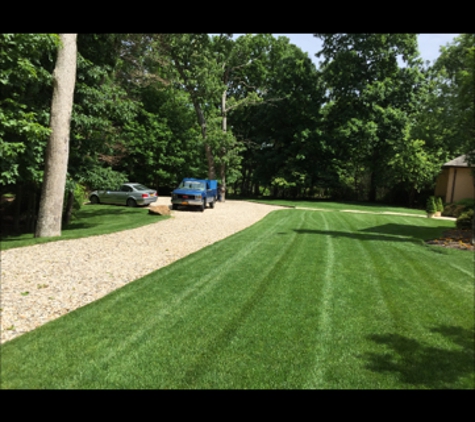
171 178 218 212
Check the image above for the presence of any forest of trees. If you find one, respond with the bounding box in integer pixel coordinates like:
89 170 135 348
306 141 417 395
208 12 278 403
1 33 474 236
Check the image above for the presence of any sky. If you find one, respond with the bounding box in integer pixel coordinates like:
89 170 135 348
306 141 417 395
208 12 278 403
273 34 460 67
226 34 460 68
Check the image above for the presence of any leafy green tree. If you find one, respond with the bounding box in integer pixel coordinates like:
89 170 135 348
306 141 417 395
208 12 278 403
1 34 142 233
230 35 327 198
154 34 223 180
433 34 475 159
209 34 258 199
433 34 475 243
61 34 141 223
314 33 426 202
155 34 281 199
120 83 204 190
0 34 58 187
0 34 59 232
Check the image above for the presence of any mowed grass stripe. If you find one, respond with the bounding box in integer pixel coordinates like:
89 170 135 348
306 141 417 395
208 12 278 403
303 211 337 389
198 210 340 389
10 210 332 389
1 208 473 389
3 210 296 389
300 211 474 389
206 210 329 388
362 241 474 389
302 212 400 388
139 211 308 388
170 211 315 388
97 210 325 388
448 263 475 283
352 214 473 388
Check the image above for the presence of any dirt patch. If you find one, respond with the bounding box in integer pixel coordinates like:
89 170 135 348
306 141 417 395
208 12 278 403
426 229 474 251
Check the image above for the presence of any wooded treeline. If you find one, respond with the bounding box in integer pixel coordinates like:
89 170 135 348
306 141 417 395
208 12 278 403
1 33 473 235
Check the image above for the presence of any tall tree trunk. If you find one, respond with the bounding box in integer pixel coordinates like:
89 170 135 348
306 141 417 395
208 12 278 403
368 149 380 202
254 182 260 197
154 176 160 195
63 189 75 226
205 144 216 180
13 183 22 233
368 171 377 202
471 204 474 245
192 101 216 180
35 34 77 238
164 37 217 181
219 161 226 202
408 187 416 208
240 167 247 196
472 176 475 245
27 186 37 233
220 89 227 201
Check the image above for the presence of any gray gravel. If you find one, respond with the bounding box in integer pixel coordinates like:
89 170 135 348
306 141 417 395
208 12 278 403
0 198 285 344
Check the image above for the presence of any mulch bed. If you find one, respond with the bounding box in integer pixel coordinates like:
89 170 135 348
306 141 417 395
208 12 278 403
426 229 475 251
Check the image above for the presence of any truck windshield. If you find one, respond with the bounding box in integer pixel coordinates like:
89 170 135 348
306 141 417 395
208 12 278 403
179 181 205 190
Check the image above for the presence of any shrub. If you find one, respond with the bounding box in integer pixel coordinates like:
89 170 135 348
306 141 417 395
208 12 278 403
456 209 474 230
63 182 88 223
442 204 455 217
426 196 437 214
74 183 88 208
454 205 469 217
442 198 475 217
455 197 475 208
436 197 444 212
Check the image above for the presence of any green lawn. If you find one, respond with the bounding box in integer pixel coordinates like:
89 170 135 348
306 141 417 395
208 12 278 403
248 198 427 215
1 208 473 389
0 204 168 250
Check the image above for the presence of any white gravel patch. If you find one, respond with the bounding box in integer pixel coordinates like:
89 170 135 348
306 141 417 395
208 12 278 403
0 198 285 344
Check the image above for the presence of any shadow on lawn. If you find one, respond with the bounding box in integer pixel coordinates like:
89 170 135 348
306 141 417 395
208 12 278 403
362 325 475 388
293 224 450 244
293 229 421 245
82 204 148 215
0 206 149 242
64 207 148 230
359 223 451 240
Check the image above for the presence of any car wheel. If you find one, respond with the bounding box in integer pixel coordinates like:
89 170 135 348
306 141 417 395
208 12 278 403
209 200 214 209
127 198 136 207
172 204 178 210
200 201 205 212
90 195 100 204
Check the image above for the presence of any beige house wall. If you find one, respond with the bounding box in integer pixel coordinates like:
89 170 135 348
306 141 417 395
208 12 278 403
443 167 475 203
434 168 449 200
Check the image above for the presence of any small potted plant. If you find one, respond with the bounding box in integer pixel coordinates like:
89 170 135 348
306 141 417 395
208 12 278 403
435 197 444 217
426 196 437 218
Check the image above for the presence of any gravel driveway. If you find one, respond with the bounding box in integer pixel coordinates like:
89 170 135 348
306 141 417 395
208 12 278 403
0 198 285 344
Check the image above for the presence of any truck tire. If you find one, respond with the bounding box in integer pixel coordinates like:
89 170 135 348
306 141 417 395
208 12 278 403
200 201 205 212
209 200 214 209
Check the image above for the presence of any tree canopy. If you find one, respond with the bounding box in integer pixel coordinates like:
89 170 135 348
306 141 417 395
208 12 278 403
1 33 473 236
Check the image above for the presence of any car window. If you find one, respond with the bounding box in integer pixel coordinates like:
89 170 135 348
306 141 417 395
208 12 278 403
120 185 132 192
133 184 150 191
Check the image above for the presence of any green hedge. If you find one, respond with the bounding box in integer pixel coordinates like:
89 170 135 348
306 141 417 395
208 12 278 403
456 209 474 230
442 197 475 217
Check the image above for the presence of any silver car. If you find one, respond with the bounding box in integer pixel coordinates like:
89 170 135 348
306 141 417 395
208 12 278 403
89 183 158 207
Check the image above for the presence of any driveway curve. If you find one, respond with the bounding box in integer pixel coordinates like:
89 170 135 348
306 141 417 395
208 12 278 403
1 198 285 343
